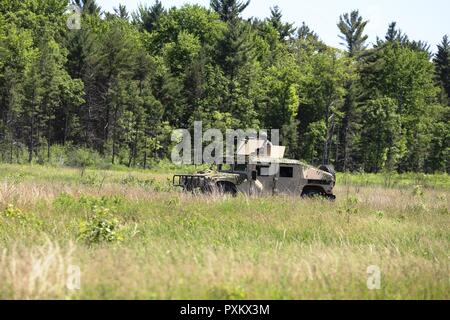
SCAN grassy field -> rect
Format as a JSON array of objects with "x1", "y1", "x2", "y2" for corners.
[{"x1": 0, "y1": 163, "x2": 448, "y2": 300}]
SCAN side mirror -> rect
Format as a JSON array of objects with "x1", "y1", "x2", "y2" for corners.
[{"x1": 251, "y1": 171, "x2": 257, "y2": 181}]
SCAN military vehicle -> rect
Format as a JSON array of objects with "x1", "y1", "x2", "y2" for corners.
[{"x1": 173, "y1": 139, "x2": 336, "y2": 199}]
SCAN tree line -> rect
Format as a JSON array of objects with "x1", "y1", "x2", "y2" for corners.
[{"x1": 0, "y1": 0, "x2": 448, "y2": 172}]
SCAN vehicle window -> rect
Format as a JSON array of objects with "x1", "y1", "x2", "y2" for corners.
[
  {"x1": 257, "y1": 166, "x2": 271, "y2": 177},
  {"x1": 234, "y1": 164, "x2": 247, "y2": 172},
  {"x1": 219, "y1": 164, "x2": 232, "y2": 172},
  {"x1": 280, "y1": 166, "x2": 294, "y2": 178}
]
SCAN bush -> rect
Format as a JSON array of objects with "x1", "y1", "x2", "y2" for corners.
[
  {"x1": 80, "y1": 173, "x2": 106, "y2": 188},
  {"x1": 413, "y1": 185, "x2": 424, "y2": 197},
  {"x1": 0, "y1": 204, "x2": 41, "y2": 226},
  {"x1": 121, "y1": 175, "x2": 155, "y2": 189},
  {"x1": 53, "y1": 192, "x2": 77, "y2": 210},
  {"x1": 208, "y1": 286, "x2": 247, "y2": 300},
  {"x1": 67, "y1": 148, "x2": 102, "y2": 169},
  {"x1": 48, "y1": 145, "x2": 68, "y2": 167},
  {"x1": 78, "y1": 206, "x2": 123, "y2": 245},
  {"x1": 338, "y1": 196, "x2": 360, "y2": 223}
]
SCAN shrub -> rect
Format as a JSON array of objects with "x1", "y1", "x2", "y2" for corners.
[
  {"x1": 48, "y1": 145, "x2": 68, "y2": 167},
  {"x1": 53, "y1": 192, "x2": 77, "y2": 209},
  {"x1": 80, "y1": 173, "x2": 106, "y2": 188},
  {"x1": 413, "y1": 185, "x2": 424, "y2": 197},
  {"x1": 120, "y1": 175, "x2": 155, "y2": 189},
  {"x1": 373, "y1": 210, "x2": 385, "y2": 219},
  {"x1": 208, "y1": 286, "x2": 247, "y2": 300},
  {"x1": 78, "y1": 195, "x2": 123, "y2": 209},
  {"x1": 67, "y1": 148, "x2": 102, "y2": 169},
  {"x1": 338, "y1": 196, "x2": 360, "y2": 223},
  {"x1": 78, "y1": 206, "x2": 123, "y2": 245},
  {"x1": 0, "y1": 204, "x2": 41, "y2": 226}
]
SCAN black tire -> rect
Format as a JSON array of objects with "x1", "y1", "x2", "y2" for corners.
[
  {"x1": 301, "y1": 189, "x2": 323, "y2": 199},
  {"x1": 216, "y1": 182, "x2": 238, "y2": 197},
  {"x1": 302, "y1": 188, "x2": 336, "y2": 201}
]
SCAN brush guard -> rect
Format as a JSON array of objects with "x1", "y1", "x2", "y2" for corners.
[{"x1": 173, "y1": 175, "x2": 213, "y2": 192}]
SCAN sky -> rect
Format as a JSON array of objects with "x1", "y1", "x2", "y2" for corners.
[{"x1": 99, "y1": 0, "x2": 449, "y2": 50}]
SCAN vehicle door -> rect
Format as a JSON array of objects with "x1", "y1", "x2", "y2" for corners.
[
  {"x1": 254, "y1": 164, "x2": 278, "y2": 195},
  {"x1": 276, "y1": 165, "x2": 300, "y2": 195}
]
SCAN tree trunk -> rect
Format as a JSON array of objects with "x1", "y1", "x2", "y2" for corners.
[
  {"x1": 338, "y1": 84, "x2": 354, "y2": 171},
  {"x1": 323, "y1": 100, "x2": 332, "y2": 165},
  {"x1": 9, "y1": 137, "x2": 13, "y2": 164},
  {"x1": 111, "y1": 105, "x2": 118, "y2": 165},
  {"x1": 28, "y1": 100, "x2": 35, "y2": 163},
  {"x1": 47, "y1": 122, "x2": 51, "y2": 161}
]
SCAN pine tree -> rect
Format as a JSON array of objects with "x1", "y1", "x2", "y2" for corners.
[
  {"x1": 434, "y1": 35, "x2": 450, "y2": 104},
  {"x1": 337, "y1": 10, "x2": 368, "y2": 57},
  {"x1": 216, "y1": 19, "x2": 254, "y2": 79},
  {"x1": 297, "y1": 22, "x2": 319, "y2": 42},
  {"x1": 384, "y1": 22, "x2": 408, "y2": 43},
  {"x1": 114, "y1": 4, "x2": 129, "y2": 20},
  {"x1": 72, "y1": 0, "x2": 101, "y2": 16},
  {"x1": 0, "y1": 23, "x2": 35, "y2": 163},
  {"x1": 360, "y1": 42, "x2": 438, "y2": 172},
  {"x1": 380, "y1": 22, "x2": 432, "y2": 57},
  {"x1": 0, "y1": 1, "x2": 447, "y2": 172},
  {"x1": 336, "y1": 10, "x2": 368, "y2": 171},
  {"x1": 268, "y1": 6, "x2": 295, "y2": 41},
  {"x1": 210, "y1": 0, "x2": 250, "y2": 22},
  {"x1": 359, "y1": 97, "x2": 405, "y2": 172},
  {"x1": 132, "y1": 1, "x2": 165, "y2": 33}
]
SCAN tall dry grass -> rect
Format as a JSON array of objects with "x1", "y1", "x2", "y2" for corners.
[
  {"x1": 0, "y1": 240, "x2": 76, "y2": 299},
  {"x1": 0, "y1": 164, "x2": 448, "y2": 299}
]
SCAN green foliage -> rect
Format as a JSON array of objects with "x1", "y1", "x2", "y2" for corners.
[
  {"x1": 0, "y1": 204, "x2": 41, "y2": 226},
  {"x1": 211, "y1": 0, "x2": 250, "y2": 22},
  {"x1": 78, "y1": 206, "x2": 123, "y2": 245},
  {"x1": 337, "y1": 10, "x2": 368, "y2": 57},
  {"x1": 359, "y1": 97, "x2": 406, "y2": 172},
  {"x1": 373, "y1": 211, "x2": 385, "y2": 219},
  {"x1": 208, "y1": 285, "x2": 247, "y2": 300},
  {"x1": 413, "y1": 185, "x2": 425, "y2": 197},
  {"x1": 54, "y1": 192, "x2": 124, "y2": 213},
  {"x1": 361, "y1": 42, "x2": 441, "y2": 172},
  {"x1": 0, "y1": 163, "x2": 448, "y2": 299},
  {"x1": 268, "y1": 6, "x2": 295, "y2": 41},
  {"x1": 132, "y1": 1, "x2": 165, "y2": 33},
  {"x1": 0, "y1": 2, "x2": 447, "y2": 174},
  {"x1": 67, "y1": 148, "x2": 102, "y2": 168},
  {"x1": 434, "y1": 35, "x2": 450, "y2": 104},
  {"x1": 121, "y1": 175, "x2": 156, "y2": 189},
  {"x1": 338, "y1": 196, "x2": 360, "y2": 217},
  {"x1": 2, "y1": 204, "x2": 27, "y2": 220}
]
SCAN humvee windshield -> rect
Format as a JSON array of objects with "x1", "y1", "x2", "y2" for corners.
[
  {"x1": 233, "y1": 164, "x2": 247, "y2": 172},
  {"x1": 218, "y1": 164, "x2": 247, "y2": 173}
]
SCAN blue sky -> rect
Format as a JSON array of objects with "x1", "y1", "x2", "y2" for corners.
[{"x1": 99, "y1": 0, "x2": 449, "y2": 50}]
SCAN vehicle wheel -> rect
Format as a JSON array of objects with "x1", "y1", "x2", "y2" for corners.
[
  {"x1": 301, "y1": 189, "x2": 323, "y2": 199},
  {"x1": 201, "y1": 182, "x2": 216, "y2": 194},
  {"x1": 216, "y1": 182, "x2": 238, "y2": 197}
]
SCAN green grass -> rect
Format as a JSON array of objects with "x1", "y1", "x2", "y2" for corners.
[
  {"x1": 338, "y1": 171, "x2": 450, "y2": 189},
  {"x1": 0, "y1": 163, "x2": 448, "y2": 299}
]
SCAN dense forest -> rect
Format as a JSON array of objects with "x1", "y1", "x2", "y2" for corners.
[{"x1": 0, "y1": 0, "x2": 448, "y2": 173}]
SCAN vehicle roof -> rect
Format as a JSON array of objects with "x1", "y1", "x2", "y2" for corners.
[
  {"x1": 222, "y1": 156, "x2": 313, "y2": 168},
  {"x1": 249, "y1": 156, "x2": 304, "y2": 166}
]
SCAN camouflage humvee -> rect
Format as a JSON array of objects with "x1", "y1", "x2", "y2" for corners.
[{"x1": 173, "y1": 139, "x2": 336, "y2": 199}]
